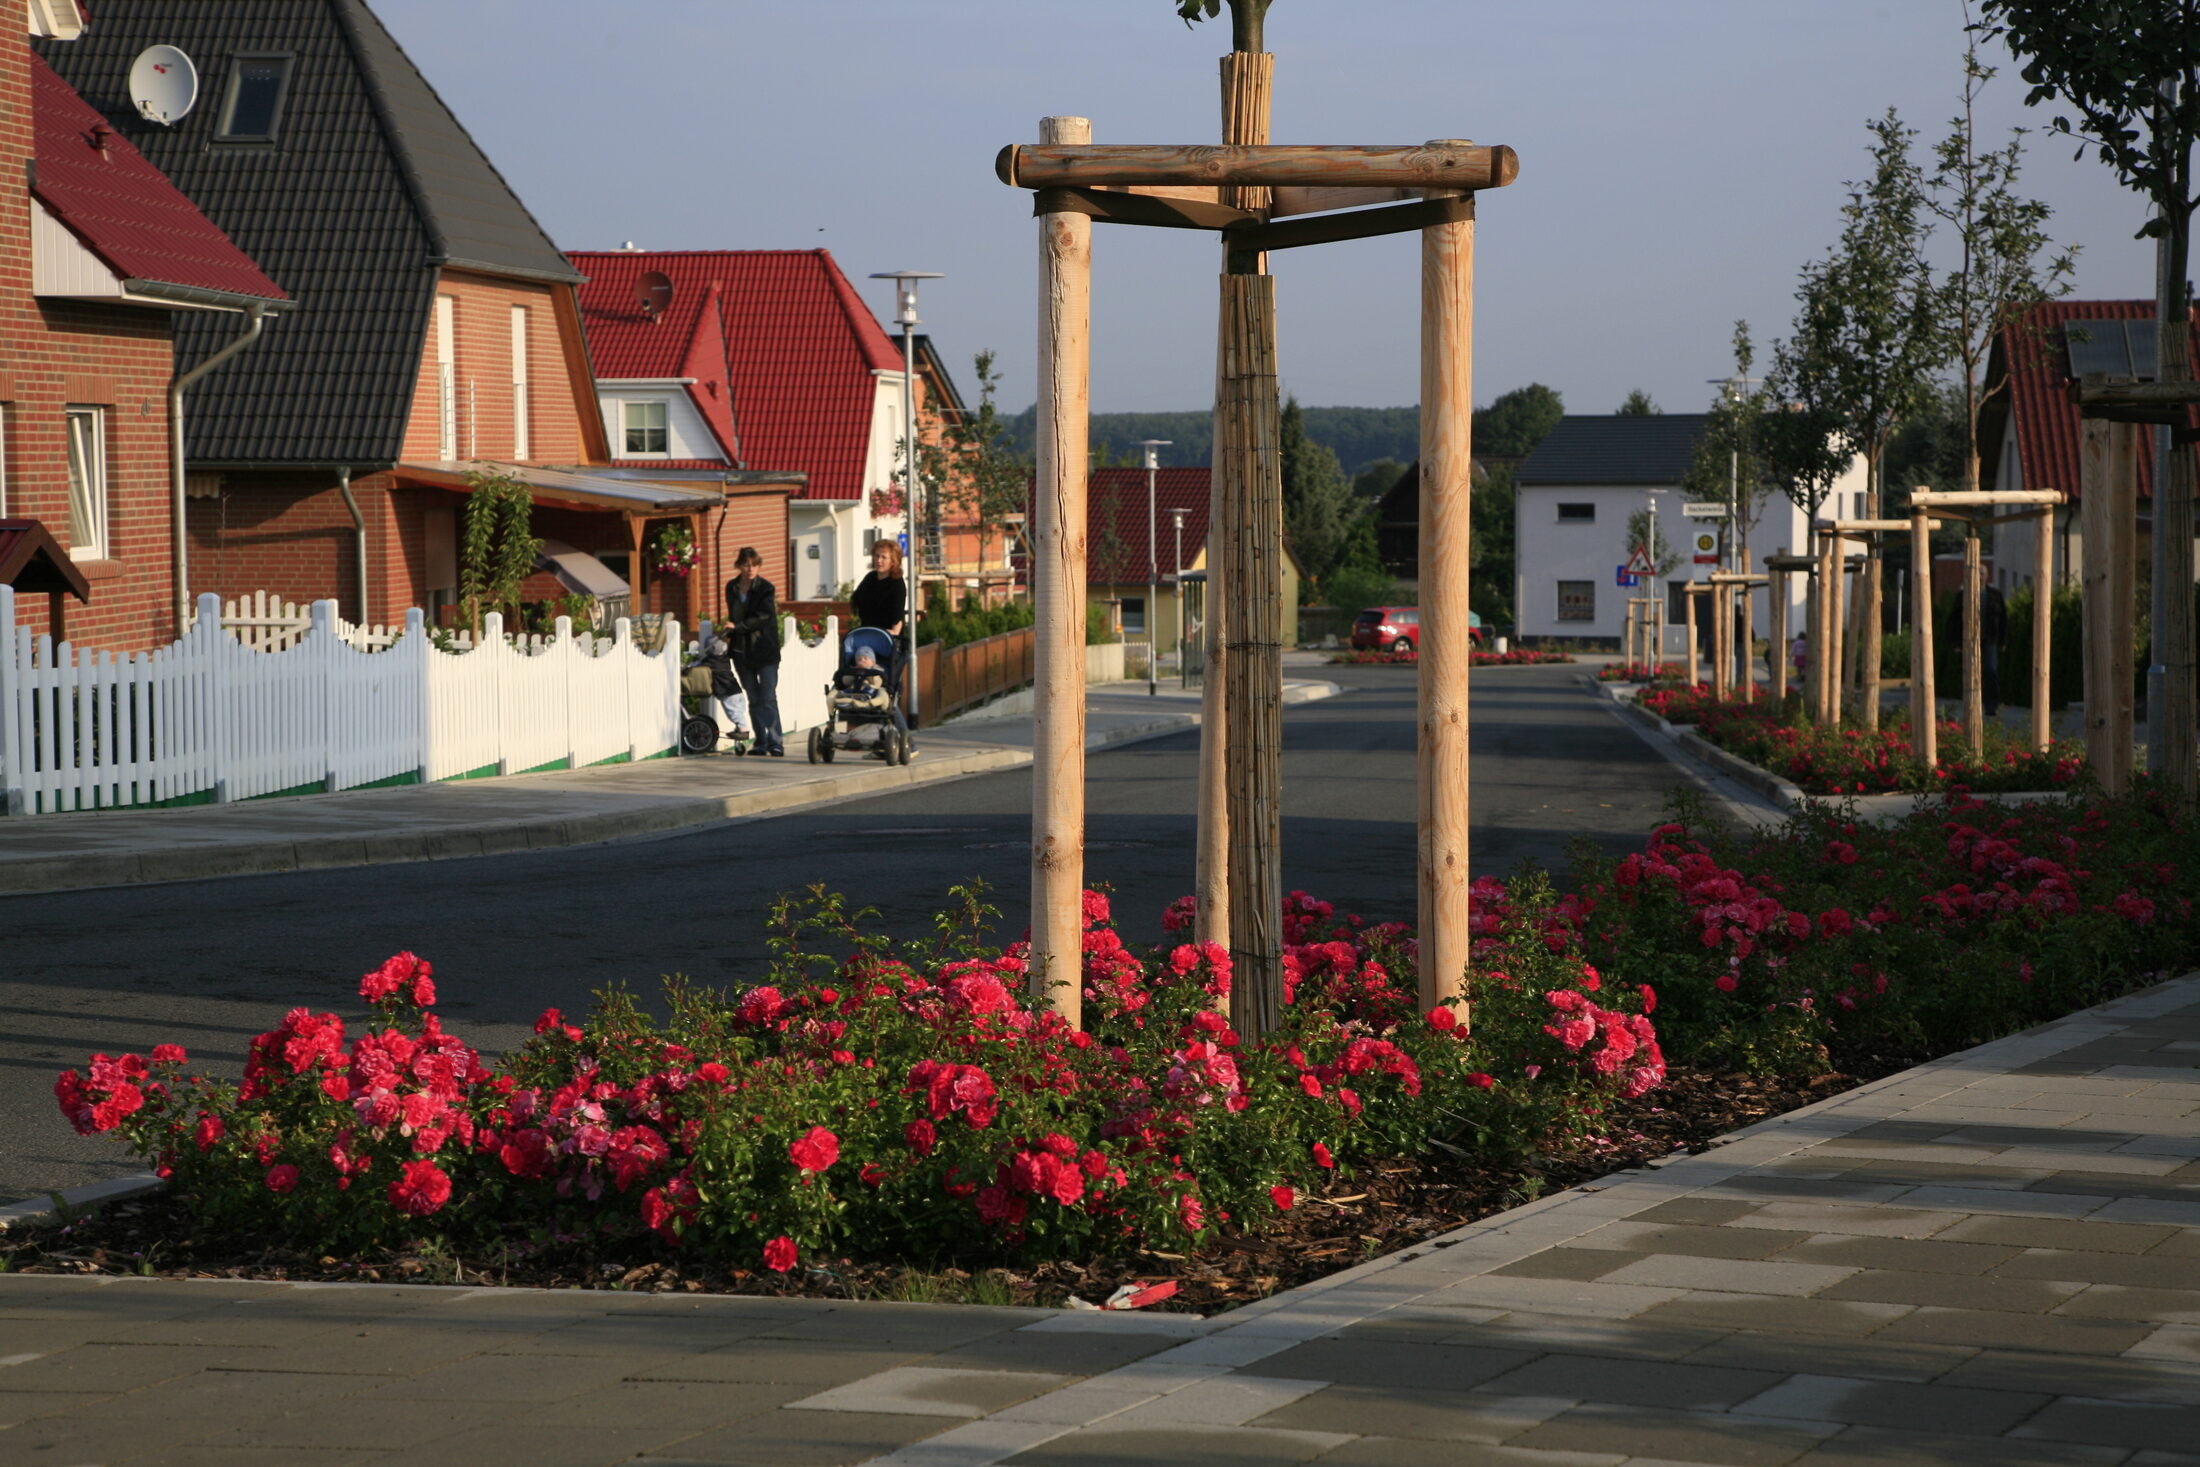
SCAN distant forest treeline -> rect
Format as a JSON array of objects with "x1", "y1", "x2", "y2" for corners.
[{"x1": 1003, "y1": 405, "x2": 1419, "y2": 477}]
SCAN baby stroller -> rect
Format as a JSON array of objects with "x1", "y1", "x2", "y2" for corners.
[
  {"x1": 806, "y1": 626, "x2": 910, "y2": 765},
  {"x1": 679, "y1": 635, "x2": 753, "y2": 757}
]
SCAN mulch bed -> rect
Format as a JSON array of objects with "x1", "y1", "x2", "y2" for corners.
[{"x1": 0, "y1": 1062, "x2": 1885, "y2": 1313}]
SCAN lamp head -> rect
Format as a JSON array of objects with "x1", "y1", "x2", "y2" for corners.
[
  {"x1": 870, "y1": 270, "x2": 943, "y2": 327},
  {"x1": 1135, "y1": 438, "x2": 1172, "y2": 470}
]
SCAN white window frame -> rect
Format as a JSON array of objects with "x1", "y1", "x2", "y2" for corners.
[
  {"x1": 621, "y1": 399, "x2": 670, "y2": 458},
  {"x1": 65, "y1": 405, "x2": 107, "y2": 560},
  {"x1": 435, "y1": 295, "x2": 457, "y2": 461},
  {"x1": 510, "y1": 305, "x2": 531, "y2": 462}
]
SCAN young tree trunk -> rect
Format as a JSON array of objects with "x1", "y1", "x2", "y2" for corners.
[
  {"x1": 1963, "y1": 532, "x2": 1984, "y2": 756},
  {"x1": 1860, "y1": 449, "x2": 1882, "y2": 730}
]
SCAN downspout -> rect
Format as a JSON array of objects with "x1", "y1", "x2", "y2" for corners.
[
  {"x1": 337, "y1": 467, "x2": 368, "y2": 625},
  {"x1": 169, "y1": 303, "x2": 268, "y2": 635}
]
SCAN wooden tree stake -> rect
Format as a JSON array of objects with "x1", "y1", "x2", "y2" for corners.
[
  {"x1": 2033, "y1": 505, "x2": 2053, "y2": 753},
  {"x1": 1770, "y1": 560, "x2": 1789, "y2": 703},
  {"x1": 1684, "y1": 586, "x2": 1700, "y2": 689},
  {"x1": 1962, "y1": 532, "x2": 1983, "y2": 757},
  {"x1": 1910, "y1": 507, "x2": 1936, "y2": 767},
  {"x1": 2081, "y1": 419, "x2": 2137, "y2": 795},
  {"x1": 1030, "y1": 114, "x2": 1093, "y2": 1023},
  {"x1": 1418, "y1": 182, "x2": 1474, "y2": 1011},
  {"x1": 1860, "y1": 553, "x2": 1882, "y2": 730}
]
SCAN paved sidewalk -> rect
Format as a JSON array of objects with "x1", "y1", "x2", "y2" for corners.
[
  {"x1": 0, "y1": 680, "x2": 1335, "y2": 897},
  {"x1": 5, "y1": 975, "x2": 2197, "y2": 1465}
]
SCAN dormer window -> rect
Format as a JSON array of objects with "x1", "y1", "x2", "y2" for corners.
[
  {"x1": 217, "y1": 56, "x2": 293, "y2": 142},
  {"x1": 622, "y1": 400, "x2": 669, "y2": 455}
]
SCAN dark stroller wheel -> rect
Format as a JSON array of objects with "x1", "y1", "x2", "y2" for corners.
[
  {"x1": 680, "y1": 714, "x2": 719, "y2": 755},
  {"x1": 819, "y1": 727, "x2": 836, "y2": 762},
  {"x1": 806, "y1": 726, "x2": 823, "y2": 764},
  {"x1": 895, "y1": 730, "x2": 912, "y2": 766}
]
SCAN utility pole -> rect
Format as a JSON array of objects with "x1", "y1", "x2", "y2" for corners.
[{"x1": 1137, "y1": 439, "x2": 1171, "y2": 695}]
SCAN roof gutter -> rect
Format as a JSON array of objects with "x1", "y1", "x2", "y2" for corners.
[
  {"x1": 169, "y1": 304, "x2": 268, "y2": 637},
  {"x1": 123, "y1": 279, "x2": 291, "y2": 314},
  {"x1": 336, "y1": 467, "x2": 369, "y2": 626}
]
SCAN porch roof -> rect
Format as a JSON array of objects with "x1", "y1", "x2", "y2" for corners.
[
  {"x1": 394, "y1": 462, "x2": 723, "y2": 515},
  {"x1": 0, "y1": 519, "x2": 92, "y2": 602}
]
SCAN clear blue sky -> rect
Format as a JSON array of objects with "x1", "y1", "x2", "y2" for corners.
[{"x1": 379, "y1": 0, "x2": 2156, "y2": 426}]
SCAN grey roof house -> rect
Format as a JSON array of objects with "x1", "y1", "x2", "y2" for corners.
[{"x1": 40, "y1": 0, "x2": 712, "y2": 628}]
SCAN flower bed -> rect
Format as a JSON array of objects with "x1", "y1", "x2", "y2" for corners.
[
  {"x1": 1634, "y1": 686, "x2": 2085, "y2": 795},
  {"x1": 36, "y1": 786, "x2": 2200, "y2": 1300},
  {"x1": 1325, "y1": 647, "x2": 1574, "y2": 666},
  {"x1": 52, "y1": 888, "x2": 1655, "y2": 1279},
  {"x1": 1598, "y1": 661, "x2": 1687, "y2": 683}
]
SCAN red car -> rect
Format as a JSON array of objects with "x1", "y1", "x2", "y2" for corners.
[{"x1": 1350, "y1": 606, "x2": 1483, "y2": 653}]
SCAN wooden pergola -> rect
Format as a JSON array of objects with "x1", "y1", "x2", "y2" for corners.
[
  {"x1": 1002, "y1": 131, "x2": 1518, "y2": 1024},
  {"x1": 1902, "y1": 492, "x2": 2062, "y2": 767}
]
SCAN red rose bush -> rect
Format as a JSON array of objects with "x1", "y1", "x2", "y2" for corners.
[{"x1": 57, "y1": 885, "x2": 1653, "y2": 1272}]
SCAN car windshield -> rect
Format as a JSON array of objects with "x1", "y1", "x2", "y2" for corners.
[{"x1": 1356, "y1": 611, "x2": 1381, "y2": 624}]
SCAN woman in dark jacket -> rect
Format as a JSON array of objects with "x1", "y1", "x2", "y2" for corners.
[
  {"x1": 722, "y1": 546, "x2": 783, "y2": 756},
  {"x1": 850, "y1": 539, "x2": 909, "y2": 731}
]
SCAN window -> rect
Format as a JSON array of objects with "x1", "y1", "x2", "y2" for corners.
[
  {"x1": 1556, "y1": 580, "x2": 1594, "y2": 622},
  {"x1": 65, "y1": 406, "x2": 106, "y2": 560},
  {"x1": 623, "y1": 401, "x2": 669, "y2": 455},
  {"x1": 509, "y1": 306, "x2": 531, "y2": 461},
  {"x1": 1557, "y1": 503, "x2": 1596, "y2": 523},
  {"x1": 435, "y1": 295, "x2": 456, "y2": 460},
  {"x1": 1667, "y1": 580, "x2": 1690, "y2": 625},
  {"x1": 1121, "y1": 597, "x2": 1146, "y2": 635},
  {"x1": 216, "y1": 56, "x2": 292, "y2": 141}
]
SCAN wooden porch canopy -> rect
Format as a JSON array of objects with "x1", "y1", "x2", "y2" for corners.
[
  {"x1": 0, "y1": 518, "x2": 91, "y2": 642},
  {"x1": 396, "y1": 462, "x2": 724, "y2": 631}
]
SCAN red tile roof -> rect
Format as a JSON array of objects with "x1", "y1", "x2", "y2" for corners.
[
  {"x1": 1086, "y1": 467, "x2": 1212, "y2": 584},
  {"x1": 569, "y1": 249, "x2": 902, "y2": 501},
  {"x1": 1992, "y1": 298, "x2": 2198, "y2": 505},
  {"x1": 29, "y1": 54, "x2": 287, "y2": 306}
]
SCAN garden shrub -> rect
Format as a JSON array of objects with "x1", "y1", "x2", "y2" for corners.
[{"x1": 56, "y1": 885, "x2": 1654, "y2": 1274}]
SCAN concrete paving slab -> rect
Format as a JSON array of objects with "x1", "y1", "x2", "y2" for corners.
[{"x1": 789, "y1": 1366, "x2": 1078, "y2": 1420}]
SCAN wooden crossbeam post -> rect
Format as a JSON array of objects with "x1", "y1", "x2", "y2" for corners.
[
  {"x1": 1712, "y1": 582, "x2": 1731, "y2": 701},
  {"x1": 1770, "y1": 559, "x2": 1789, "y2": 703},
  {"x1": 1684, "y1": 585, "x2": 1700, "y2": 688},
  {"x1": 1911, "y1": 506, "x2": 1936, "y2": 767},
  {"x1": 1742, "y1": 578, "x2": 1756, "y2": 700},
  {"x1": 1963, "y1": 531, "x2": 1984, "y2": 757},
  {"x1": 1861, "y1": 543, "x2": 1882, "y2": 731},
  {"x1": 1418, "y1": 175, "x2": 1474, "y2": 1011},
  {"x1": 2033, "y1": 504, "x2": 2053, "y2": 753},
  {"x1": 1030, "y1": 114, "x2": 1093, "y2": 1022},
  {"x1": 2080, "y1": 420, "x2": 2138, "y2": 795}
]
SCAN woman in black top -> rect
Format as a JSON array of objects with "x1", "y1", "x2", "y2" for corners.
[
  {"x1": 721, "y1": 546, "x2": 784, "y2": 756},
  {"x1": 850, "y1": 540, "x2": 908, "y2": 730}
]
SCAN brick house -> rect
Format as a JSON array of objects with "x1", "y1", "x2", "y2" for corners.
[
  {"x1": 5, "y1": 0, "x2": 288, "y2": 650},
  {"x1": 570, "y1": 249, "x2": 962, "y2": 607},
  {"x1": 40, "y1": 0, "x2": 727, "y2": 635},
  {"x1": 565, "y1": 251, "x2": 805, "y2": 608}
]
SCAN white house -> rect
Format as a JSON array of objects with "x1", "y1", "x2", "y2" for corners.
[{"x1": 1514, "y1": 414, "x2": 1862, "y2": 655}]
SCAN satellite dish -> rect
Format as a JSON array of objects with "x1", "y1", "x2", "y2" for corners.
[
  {"x1": 128, "y1": 45, "x2": 199, "y2": 126},
  {"x1": 635, "y1": 271, "x2": 674, "y2": 320}
]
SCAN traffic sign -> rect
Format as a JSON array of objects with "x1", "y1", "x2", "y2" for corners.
[
  {"x1": 1615, "y1": 565, "x2": 1640, "y2": 587},
  {"x1": 1683, "y1": 501, "x2": 1731, "y2": 519},
  {"x1": 1692, "y1": 530, "x2": 1719, "y2": 565},
  {"x1": 1623, "y1": 545, "x2": 1656, "y2": 578}
]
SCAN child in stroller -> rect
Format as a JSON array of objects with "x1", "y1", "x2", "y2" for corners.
[
  {"x1": 807, "y1": 626, "x2": 911, "y2": 765},
  {"x1": 679, "y1": 633, "x2": 753, "y2": 756}
]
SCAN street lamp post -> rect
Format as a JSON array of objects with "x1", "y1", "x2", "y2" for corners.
[
  {"x1": 871, "y1": 270, "x2": 942, "y2": 745},
  {"x1": 1135, "y1": 439, "x2": 1171, "y2": 695},
  {"x1": 1171, "y1": 507, "x2": 1188, "y2": 689}
]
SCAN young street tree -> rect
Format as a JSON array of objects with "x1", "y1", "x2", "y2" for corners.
[
  {"x1": 1926, "y1": 16, "x2": 2078, "y2": 497},
  {"x1": 1977, "y1": 0, "x2": 2200, "y2": 803},
  {"x1": 1780, "y1": 111, "x2": 1945, "y2": 727},
  {"x1": 921, "y1": 350, "x2": 1031, "y2": 606}
]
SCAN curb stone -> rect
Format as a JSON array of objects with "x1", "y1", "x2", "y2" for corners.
[{"x1": 0, "y1": 1171, "x2": 162, "y2": 1232}]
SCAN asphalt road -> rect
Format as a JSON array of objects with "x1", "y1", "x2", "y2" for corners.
[{"x1": 2, "y1": 663, "x2": 1694, "y2": 1203}]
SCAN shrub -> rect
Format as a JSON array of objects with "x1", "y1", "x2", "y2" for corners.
[{"x1": 57, "y1": 886, "x2": 1657, "y2": 1273}]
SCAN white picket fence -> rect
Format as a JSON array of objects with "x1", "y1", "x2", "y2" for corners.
[
  {"x1": 185, "y1": 592, "x2": 638, "y2": 656},
  {"x1": 0, "y1": 588, "x2": 682, "y2": 815}
]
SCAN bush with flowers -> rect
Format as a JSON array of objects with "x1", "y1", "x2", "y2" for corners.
[
  {"x1": 1634, "y1": 686, "x2": 2086, "y2": 795},
  {"x1": 1541, "y1": 784, "x2": 2196, "y2": 1075},
  {"x1": 56, "y1": 882, "x2": 1660, "y2": 1277},
  {"x1": 1326, "y1": 647, "x2": 1573, "y2": 667},
  {"x1": 1599, "y1": 661, "x2": 1687, "y2": 683}
]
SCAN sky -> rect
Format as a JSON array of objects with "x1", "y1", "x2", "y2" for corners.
[{"x1": 376, "y1": 0, "x2": 2160, "y2": 433}]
